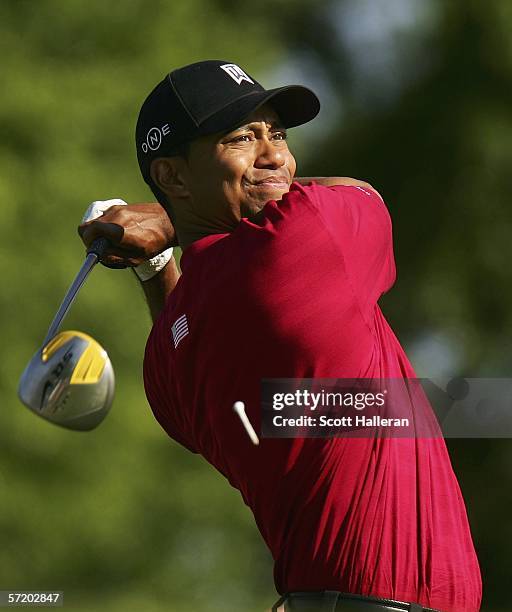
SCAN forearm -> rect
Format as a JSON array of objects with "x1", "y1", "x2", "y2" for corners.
[{"x1": 135, "y1": 256, "x2": 181, "y2": 322}]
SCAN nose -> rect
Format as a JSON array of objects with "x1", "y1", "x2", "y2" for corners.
[{"x1": 254, "y1": 137, "x2": 286, "y2": 169}]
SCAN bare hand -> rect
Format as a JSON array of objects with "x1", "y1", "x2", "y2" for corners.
[{"x1": 78, "y1": 203, "x2": 177, "y2": 268}]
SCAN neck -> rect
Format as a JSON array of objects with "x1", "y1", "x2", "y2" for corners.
[{"x1": 175, "y1": 209, "x2": 240, "y2": 250}]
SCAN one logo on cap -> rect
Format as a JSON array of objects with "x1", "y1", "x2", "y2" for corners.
[
  {"x1": 141, "y1": 124, "x2": 171, "y2": 154},
  {"x1": 220, "y1": 64, "x2": 254, "y2": 85}
]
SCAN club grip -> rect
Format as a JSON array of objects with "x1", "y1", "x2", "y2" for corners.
[{"x1": 87, "y1": 237, "x2": 110, "y2": 258}]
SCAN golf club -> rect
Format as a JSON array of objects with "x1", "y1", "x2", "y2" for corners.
[{"x1": 18, "y1": 237, "x2": 115, "y2": 431}]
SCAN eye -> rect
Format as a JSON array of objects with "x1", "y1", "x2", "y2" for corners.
[
  {"x1": 272, "y1": 131, "x2": 287, "y2": 141},
  {"x1": 231, "y1": 133, "x2": 253, "y2": 143}
]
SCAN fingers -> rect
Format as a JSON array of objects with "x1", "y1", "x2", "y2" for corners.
[
  {"x1": 77, "y1": 220, "x2": 135, "y2": 268},
  {"x1": 78, "y1": 220, "x2": 124, "y2": 248}
]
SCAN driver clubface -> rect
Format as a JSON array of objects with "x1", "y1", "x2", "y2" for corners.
[{"x1": 18, "y1": 331, "x2": 115, "y2": 431}]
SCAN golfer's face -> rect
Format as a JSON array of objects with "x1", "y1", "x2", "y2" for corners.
[{"x1": 186, "y1": 104, "x2": 297, "y2": 221}]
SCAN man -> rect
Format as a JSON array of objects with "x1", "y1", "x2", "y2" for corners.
[{"x1": 79, "y1": 61, "x2": 482, "y2": 611}]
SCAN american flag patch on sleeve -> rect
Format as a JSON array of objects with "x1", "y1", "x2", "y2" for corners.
[{"x1": 171, "y1": 314, "x2": 189, "y2": 348}]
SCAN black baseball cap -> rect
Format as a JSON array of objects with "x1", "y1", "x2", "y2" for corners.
[{"x1": 136, "y1": 60, "x2": 320, "y2": 185}]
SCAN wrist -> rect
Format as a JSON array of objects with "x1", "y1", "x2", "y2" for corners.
[{"x1": 134, "y1": 247, "x2": 174, "y2": 282}]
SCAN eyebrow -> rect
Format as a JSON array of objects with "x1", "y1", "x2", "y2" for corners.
[{"x1": 223, "y1": 120, "x2": 286, "y2": 135}]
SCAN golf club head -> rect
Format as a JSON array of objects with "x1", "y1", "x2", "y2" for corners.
[{"x1": 18, "y1": 331, "x2": 115, "y2": 431}]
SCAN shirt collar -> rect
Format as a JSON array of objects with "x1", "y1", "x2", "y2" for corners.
[{"x1": 180, "y1": 233, "x2": 229, "y2": 272}]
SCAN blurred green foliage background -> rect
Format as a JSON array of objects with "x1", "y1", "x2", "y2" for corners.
[{"x1": 1, "y1": 1, "x2": 510, "y2": 610}]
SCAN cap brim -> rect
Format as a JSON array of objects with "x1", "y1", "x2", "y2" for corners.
[{"x1": 199, "y1": 85, "x2": 320, "y2": 136}]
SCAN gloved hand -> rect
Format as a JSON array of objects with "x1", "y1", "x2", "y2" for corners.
[{"x1": 79, "y1": 199, "x2": 176, "y2": 280}]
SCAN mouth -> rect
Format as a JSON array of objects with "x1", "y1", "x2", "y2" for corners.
[{"x1": 243, "y1": 176, "x2": 291, "y2": 191}]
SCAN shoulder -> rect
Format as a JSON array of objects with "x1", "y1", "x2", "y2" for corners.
[
  {"x1": 282, "y1": 181, "x2": 392, "y2": 245},
  {"x1": 236, "y1": 180, "x2": 392, "y2": 256},
  {"x1": 283, "y1": 180, "x2": 388, "y2": 220},
  {"x1": 291, "y1": 177, "x2": 383, "y2": 199}
]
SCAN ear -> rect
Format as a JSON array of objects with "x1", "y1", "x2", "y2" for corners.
[{"x1": 150, "y1": 157, "x2": 190, "y2": 199}]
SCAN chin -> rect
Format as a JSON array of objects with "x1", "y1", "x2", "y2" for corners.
[
  {"x1": 241, "y1": 201, "x2": 267, "y2": 218},
  {"x1": 256, "y1": 186, "x2": 290, "y2": 202},
  {"x1": 241, "y1": 187, "x2": 291, "y2": 218}
]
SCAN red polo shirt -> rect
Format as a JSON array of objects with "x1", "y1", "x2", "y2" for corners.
[{"x1": 143, "y1": 183, "x2": 482, "y2": 611}]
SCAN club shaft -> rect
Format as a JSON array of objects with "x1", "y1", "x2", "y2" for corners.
[{"x1": 43, "y1": 252, "x2": 99, "y2": 345}]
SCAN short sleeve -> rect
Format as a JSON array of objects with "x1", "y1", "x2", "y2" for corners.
[{"x1": 303, "y1": 183, "x2": 396, "y2": 321}]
